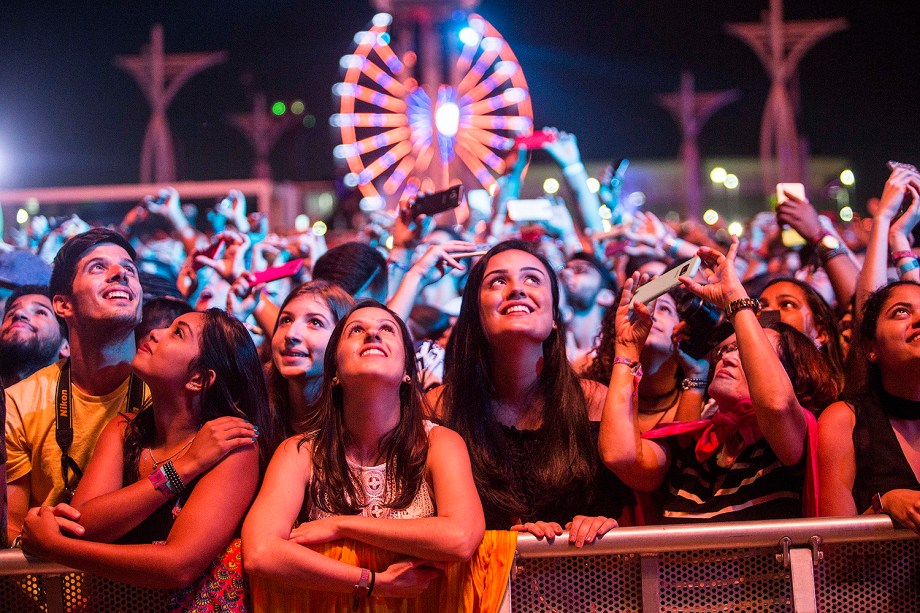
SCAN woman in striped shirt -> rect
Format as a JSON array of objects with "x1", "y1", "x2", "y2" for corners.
[{"x1": 600, "y1": 239, "x2": 838, "y2": 523}]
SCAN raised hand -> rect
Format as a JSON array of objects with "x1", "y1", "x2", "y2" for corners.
[
  {"x1": 878, "y1": 168, "x2": 920, "y2": 223},
  {"x1": 776, "y1": 191, "x2": 822, "y2": 243},
  {"x1": 678, "y1": 238, "x2": 747, "y2": 310},
  {"x1": 613, "y1": 272, "x2": 653, "y2": 362}
]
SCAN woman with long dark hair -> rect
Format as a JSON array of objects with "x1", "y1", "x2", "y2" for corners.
[
  {"x1": 21, "y1": 308, "x2": 275, "y2": 609},
  {"x1": 431, "y1": 239, "x2": 633, "y2": 545},
  {"x1": 243, "y1": 301, "x2": 484, "y2": 601},
  {"x1": 819, "y1": 281, "x2": 920, "y2": 529},
  {"x1": 266, "y1": 280, "x2": 354, "y2": 437}
]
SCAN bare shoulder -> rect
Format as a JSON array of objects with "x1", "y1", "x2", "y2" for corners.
[
  {"x1": 818, "y1": 400, "x2": 856, "y2": 430},
  {"x1": 426, "y1": 423, "x2": 464, "y2": 450},
  {"x1": 579, "y1": 378, "x2": 608, "y2": 421}
]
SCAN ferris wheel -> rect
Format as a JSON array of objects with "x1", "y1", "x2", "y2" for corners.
[{"x1": 331, "y1": 12, "x2": 534, "y2": 211}]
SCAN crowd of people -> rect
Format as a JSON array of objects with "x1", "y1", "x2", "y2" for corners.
[{"x1": 2, "y1": 132, "x2": 920, "y2": 611}]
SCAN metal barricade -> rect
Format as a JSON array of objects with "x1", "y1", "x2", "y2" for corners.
[{"x1": 2, "y1": 516, "x2": 917, "y2": 612}]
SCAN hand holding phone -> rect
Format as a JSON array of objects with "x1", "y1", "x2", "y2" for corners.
[
  {"x1": 631, "y1": 256, "x2": 701, "y2": 307},
  {"x1": 192, "y1": 240, "x2": 225, "y2": 270},
  {"x1": 776, "y1": 183, "x2": 808, "y2": 247}
]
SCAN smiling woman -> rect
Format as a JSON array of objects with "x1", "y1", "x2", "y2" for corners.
[
  {"x1": 431, "y1": 240, "x2": 634, "y2": 546},
  {"x1": 819, "y1": 281, "x2": 920, "y2": 531},
  {"x1": 242, "y1": 301, "x2": 484, "y2": 604}
]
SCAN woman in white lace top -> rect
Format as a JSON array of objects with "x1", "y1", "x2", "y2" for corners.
[{"x1": 242, "y1": 301, "x2": 484, "y2": 600}]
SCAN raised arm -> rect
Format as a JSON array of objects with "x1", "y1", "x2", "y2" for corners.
[
  {"x1": 680, "y1": 238, "x2": 807, "y2": 466},
  {"x1": 598, "y1": 273, "x2": 671, "y2": 491}
]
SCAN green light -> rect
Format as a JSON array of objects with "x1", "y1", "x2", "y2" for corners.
[
  {"x1": 271, "y1": 101, "x2": 286, "y2": 116},
  {"x1": 303, "y1": 115, "x2": 316, "y2": 128},
  {"x1": 840, "y1": 169, "x2": 855, "y2": 186},
  {"x1": 290, "y1": 100, "x2": 305, "y2": 115},
  {"x1": 840, "y1": 206, "x2": 854, "y2": 222}
]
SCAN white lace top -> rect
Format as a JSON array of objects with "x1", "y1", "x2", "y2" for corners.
[{"x1": 309, "y1": 420, "x2": 438, "y2": 520}]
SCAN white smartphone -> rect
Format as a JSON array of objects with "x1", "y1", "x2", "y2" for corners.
[
  {"x1": 507, "y1": 198, "x2": 553, "y2": 222},
  {"x1": 631, "y1": 256, "x2": 701, "y2": 306},
  {"x1": 776, "y1": 183, "x2": 807, "y2": 247}
]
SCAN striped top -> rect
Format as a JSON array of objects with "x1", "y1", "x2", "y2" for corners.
[{"x1": 659, "y1": 437, "x2": 804, "y2": 523}]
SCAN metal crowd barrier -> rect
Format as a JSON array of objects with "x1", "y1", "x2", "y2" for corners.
[{"x1": 2, "y1": 516, "x2": 917, "y2": 612}]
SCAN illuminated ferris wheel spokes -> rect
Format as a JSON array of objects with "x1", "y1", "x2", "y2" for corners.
[{"x1": 332, "y1": 12, "x2": 533, "y2": 210}]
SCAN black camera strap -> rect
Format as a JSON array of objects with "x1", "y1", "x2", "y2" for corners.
[{"x1": 55, "y1": 359, "x2": 145, "y2": 500}]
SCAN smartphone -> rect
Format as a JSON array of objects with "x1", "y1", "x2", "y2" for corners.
[
  {"x1": 507, "y1": 198, "x2": 553, "y2": 222},
  {"x1": 776, "y1": 183, "x2": 807, "y2": 247},
  {"x1": 409, "y1": 185, "x2": 463, "y2": 218},
  {"x1": 192, "y1": 240, "x2": 225, "y2": 270},
  {"x1": 631, "y1": 256, "x2": 701, "y2": 306},
  {"x1": 514, "y1": 129, "x2": 557, "y2": 149},
  {"x1": 466, "y1": 189, "x2": 492, "y2": 216},
  {"x1": 251, "y1": 259, "x2": 304, "y2": 285}
]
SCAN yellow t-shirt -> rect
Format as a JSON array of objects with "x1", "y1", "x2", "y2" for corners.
[{"x1": 5, "y1": 360, "x2": 149, "y2": 507}]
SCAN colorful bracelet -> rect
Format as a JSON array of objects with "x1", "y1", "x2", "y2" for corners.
[
  {"x1": 898, "y1": 257, "x2": 920, "y2": 277},
  {"x1": 148, "y1": 467, "x2": 176, "y2": 499},
  {"x1": 666, "y1": 237, "x2": 683, "y2": 259},
  {"x1": 681, "y1": 378, "x2": 708, "y2": 391},
  {"x1": 161, "y1": 461, "x2": 186, "y2": 495},
  {"x1": 890, "y1": 250, "x2": 915, "y2": 263}
]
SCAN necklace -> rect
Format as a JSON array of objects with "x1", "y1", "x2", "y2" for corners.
[{"x1": 147, "y1": 437, "x2": 194, "y2": 469}]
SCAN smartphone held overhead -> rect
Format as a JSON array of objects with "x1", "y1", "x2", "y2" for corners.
[
  {"x1": 251, "y1": 259, "x2": 304, "y2": 285},
  {"x1": 409, "y1": 185, "x2": 463, "y2": 218},
  {"x1": 631, "y1": 256, "x2": 701, "y2": 307},
  {"x1": 776, "y1": 183, "x2": 807, "y2": 247}
]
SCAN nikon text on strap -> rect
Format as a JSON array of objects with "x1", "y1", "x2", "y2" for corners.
[{"x1": 55, "y1": 359, "x2": 145, "y2": 502}]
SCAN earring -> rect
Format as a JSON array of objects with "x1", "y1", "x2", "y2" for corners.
[
  {"x1": 403, "y1": 374, "x2": 411, "y2": 383},
  {"x1": 331, "y1": 375, "x2": 340, "y2": 386},
  {"x1": 868, "y1": 353, "x2": 876, "y2": 362}
]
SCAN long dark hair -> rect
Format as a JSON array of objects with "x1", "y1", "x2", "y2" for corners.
[
  {"x1": 759, "y1": 277, "x2": 845, "y2": 387},
  {"x1": 123, "y1": 308, "x2": 276, "y2": 481},
  {"x1": 764, "y1": 321, "x2": 840, "y2": 413},
  {"x1": 266, "y1": 280, "x2": 354, "y2": 437},
  {"x1": 844, "y1": 281, "x2": 920, "y2": 402},
  {"x1": 440, "y1": 239, "x2": 598, "y2": 520},
  {"x1": 303, "y1": 301, "x2": 428, "y2": 515}
]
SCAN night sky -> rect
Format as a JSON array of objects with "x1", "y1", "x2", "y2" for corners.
[{"x1": 1, "y1": 0, "x2": 918, "y2": 208}]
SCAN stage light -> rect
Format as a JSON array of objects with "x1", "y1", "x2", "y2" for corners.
[
  {"x1": 344, "y1": 173, "x2": 359, "y2": 187},
  {"x1": 724, "y1": 174, "x2": 739, "y2": 189},
  {"x1": 543, "y1": 178, "x2": 560, "y2": 194},
  {"x1": 271, "y1": 101, "x2": 286, "y2": 116},
  {"x1": 16, "y1": 208, "x2": 29, "y2": 224},
  {"x1": 586, "y1": 177, "x2": 600, "y2": 193},
  {"x1": 359, "y1": 196, "x2": 384, "y2": 211},
  {"x1": 703, "y1": 209, "x2": 719, "y2": 225},
  {"x1": 294, "y1": 214, "x2": 310, "y2": 232},
  {"x1": 840, "y1": 206, "x2": 854, "y2": 222},
  {"x1": 598, "y1": 205, "x2": 612, "y2": 219},
  {"x1": 459, "y1": 27, "x2": 480, "y2": 47},
  {"x1": 710, "y1": 167, "x2": 727, "y2": 184},
  {"x1": 25, "y1": 197, "x2": 40, "y2": 214},
  {"x1": 840, "y1": 169, "x2": 855, "y2": 186},
  {"x1": 372, "y1": 13, "x2": 392, "y2": 27},
  {"x1": 291, "y1": 100, "x2": 305, "y2": 115},
  {"x1": 434, "y1": 102, "x2": 460, "y2": 137},
  {"x1": 303, "y1": 115, "x2": 316, "y2": 128},
  {"x1": 312, "y1": 221, "x2": 327, "y2": 236},
  {"x1": 728, "y1": 221, "x2": 744, "y2": 236},
  {"x1": 317, "y1": 192, "x2": 334, "y2": 211}
]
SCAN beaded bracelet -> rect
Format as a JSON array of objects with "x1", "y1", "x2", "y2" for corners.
[
  {"x1": 898, "y1": 257, "x2": 920, "y2": 277},
  {"x1": 161, "y1": 461, "x2": 186, "y2": 495},
  {"x1": 891, "y1": 250, "x2": 915, "y2": 263},
  {"x1": 148, "y1": 467, "x2": 176, "y2": 499}
]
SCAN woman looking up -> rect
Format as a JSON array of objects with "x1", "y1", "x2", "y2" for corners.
[
  {"x1": 431, "y1": 240, "x2": 633, "y2": 545},
  {"x1": 243, "y1": 302, "x2": 484, "y2": 602},
  {"x1": 21, "y1": 309, "x2": 274, "y2": 609}
]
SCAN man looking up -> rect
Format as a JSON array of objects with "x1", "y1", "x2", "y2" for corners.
[
  {"x1": 5, "y1": 228, "x2": 147, "y2": 544},
  {"x1": 0, "y1": 286, "x2": 69, "y2": 388},
  {"x1": 561, "y1": 252, "x2": 617, "y2": 366}
]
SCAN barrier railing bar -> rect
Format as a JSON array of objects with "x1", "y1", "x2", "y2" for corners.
[
  {"x1": 514, "y1": 515, "x2": 914, "y2": 558},
  {"x1": 0, "y1": 549, "x2": 74, "y2": 576}
]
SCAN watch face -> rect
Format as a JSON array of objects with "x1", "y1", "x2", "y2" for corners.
[{"x1": 820, "y1": 234, "x2": 841, "y2": 250}]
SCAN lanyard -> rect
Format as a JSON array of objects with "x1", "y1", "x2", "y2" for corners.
[{"x1": 54, "y1": 359, "x2": 145, "y2": 501}]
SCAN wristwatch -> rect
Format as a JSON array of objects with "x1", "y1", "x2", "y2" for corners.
[
  {"x1": 681, "y1": 378, "x2": 708, "y2": 391},
  {"x1": 814, "y1": 230, "x2": 846, "y2": 265},
  {"x1": 725, "y1": 297, "x2": 761, "y2": 319}
]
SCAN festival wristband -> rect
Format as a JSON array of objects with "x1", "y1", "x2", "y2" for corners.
[
  {"x1": 898, "y1": 257, "x2": 920, "y2": 277},
  {"x1": 148, "y1": 467, "x2": 176, "y2": 499}
]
